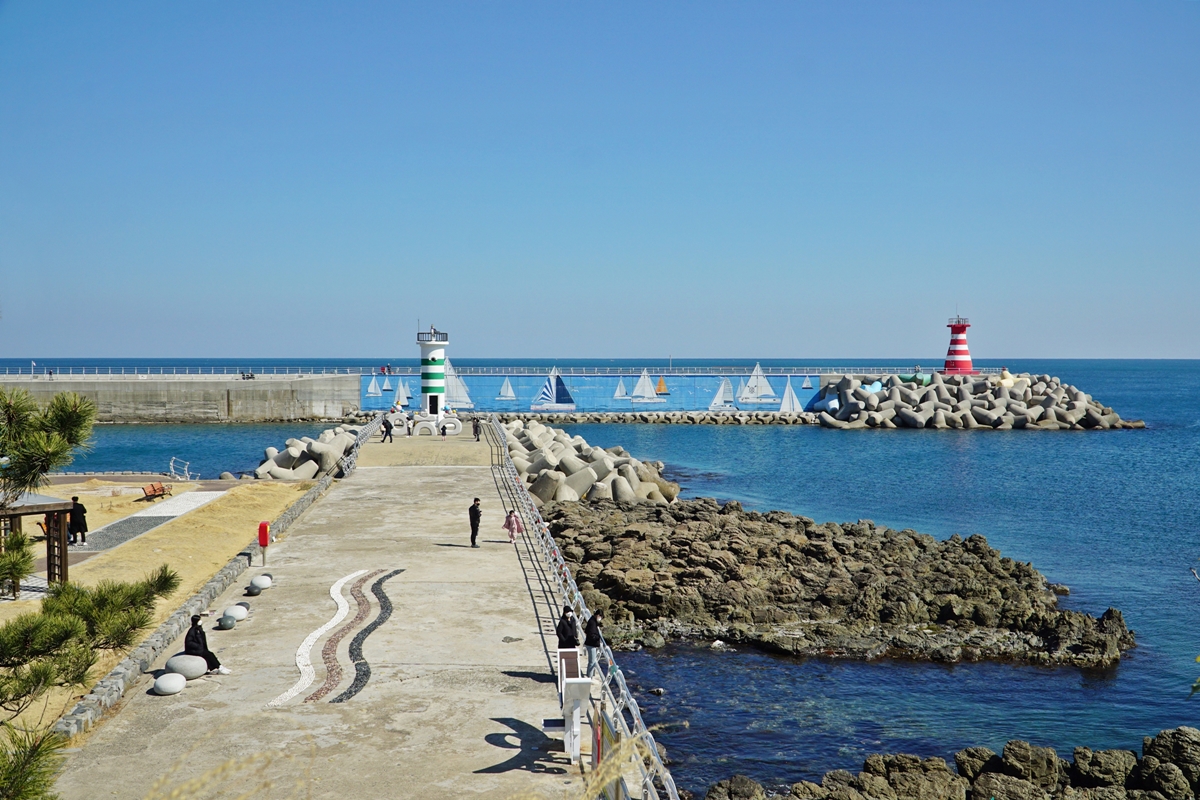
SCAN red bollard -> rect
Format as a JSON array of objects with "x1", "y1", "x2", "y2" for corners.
[{"x1": 258, "y1": 521, "x2": 270, "y2": 565}]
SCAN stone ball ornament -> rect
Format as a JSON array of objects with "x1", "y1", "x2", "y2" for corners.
[
  {"x1": 165, "y1": 654, "x2": 208, "y2": 680},
  {"x1": 154, "y1": 672, "x2": 187, "y2": 695}
]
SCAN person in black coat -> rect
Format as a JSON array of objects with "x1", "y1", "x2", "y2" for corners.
[
  {"x1": 555, "y1": 606, "x2": 579, "y2": 650},
  {"x1": 381, "y1": 416, "x2": 394, "y2": 443},
  {"x1": 184, "y1": 615, "x2": 230, "y2": 675},
  {"x1": 68, "y1": 497, "x2": 88, "y2": 545},
  {"x1": 583, "y1": 609, "x2": 604, "y2": 676},
  {"x1": 468, "y1": 498, "x2": 482, "y2": 548}
]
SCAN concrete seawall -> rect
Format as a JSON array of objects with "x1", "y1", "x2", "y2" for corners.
[{"x1": 0, "y1": 375, "x2": 361, "y2": 423}]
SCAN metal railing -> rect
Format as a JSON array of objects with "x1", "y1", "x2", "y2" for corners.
[
  {"x1": 484, "y1": 414, "x2": 680, "y2": 800},
  {"x1": 167, "y1": 457, "x2": 197, "y2": 481},
  {"x1": 330, "y1": 414, "x2": 384, "y2": 477}
]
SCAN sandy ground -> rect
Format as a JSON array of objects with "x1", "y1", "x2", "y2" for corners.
[
  {"x1": 2, "y1": 482, "x2": 312, "y2": 730},
  {"x1": 53, "y1": 462, "x2": 580, "y2": 800},
  {"x1": 356, "y1": 429, "x2": 492, "y2": 466},
  {"x1": 34, "y1": 478, "x2": 200, "y2": 531}
]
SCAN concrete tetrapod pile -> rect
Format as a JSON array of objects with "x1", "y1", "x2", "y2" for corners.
[
  {"x1": 813, "y1": 369, "x2": 1142, "y2": 430},
  {"x1": 243, "y1": 424, "x2": 364, "y2": 480},
  {"x1": 501, "y1": 418, "x2": 681, "y2": 507}
]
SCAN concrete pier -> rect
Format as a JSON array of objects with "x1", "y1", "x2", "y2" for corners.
[
  {"x1": 53, "y1": 445, "x2": 579, "y2": 798},
  {"x1": 0, "y1": 374, "x2": 360, "y2": 422}
]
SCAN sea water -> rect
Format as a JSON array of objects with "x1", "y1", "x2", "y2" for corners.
[
  {"x1": 559, "y1": 360, "x2": 1200, "y2": 795},
  {"x1": 42, "y1": 359, "x2": 1200, "y2": 794}
]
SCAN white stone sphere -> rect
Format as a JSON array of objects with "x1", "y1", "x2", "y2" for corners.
[
  {"x1": 154, "y1": 672, "x2": 187, "y2": 695},
  {"x1": 250, "y1": 575, "x2": 273, "y2": 590},
  {"x1": 223, "y1": 605, "x2": 248, "y2": 621},
  {"x1": 165, "y1": 654, "x2": 208, "y2": 680}
]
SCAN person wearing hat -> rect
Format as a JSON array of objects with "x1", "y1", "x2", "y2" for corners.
[
  {"x1": 185, "y1": 615, "x2": 231, "y2": 675},
  {"x1": 68, "y1": 496, "x2": 88, "y2": 546}
]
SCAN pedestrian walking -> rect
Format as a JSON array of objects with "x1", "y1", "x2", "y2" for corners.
[
  {"x1": 406, "y1": 416, "x2": 413, "y2": 437},
  {"x1": 68, "y1": 496, "x2": 88, "y2": 545},
  {"x1": 472, "y1": 418, "x2": 481, "y2": 442},
  {"x1": 185, "y1": 615, "x2": 231, "y2": 675},
  {"x1": 440, "y1": 424, "x2": 447, "y2": 441},
  {"x1": 468, "y1": 497, "x2": 482, "y2": 548},
  {"x1": 584, "y1": 609, "x2": 604, "y2": 676},
  {"x1": 502, "y1": 509, "x2": 524, "y2": 544},
  {"x1": 555, "y1": 605, "x2": 580, "y2": 650},
  {"x1": 381, "y1": 416, "x2": 394, "y2": 443}
]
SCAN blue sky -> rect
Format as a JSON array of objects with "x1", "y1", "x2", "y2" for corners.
[{"x1": 1, "y1": 2, "x2": 1196, "y2": 359}]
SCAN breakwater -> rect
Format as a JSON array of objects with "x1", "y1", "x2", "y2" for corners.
[
  {"x1": 498, "y1": 411, "x2": 818, "y2": 425},
  {"x1": 542, "y1": 498, "x2": 1134, "y2": 668},
  {"x1": 813, "y1": 370, "x2": 1140, "y2": 430},
  {"x1": 501, "y1": 418, "x2": 680, "y2": 504},
  {"x1": 708, "y1": 726, "x2": 1200, "y2": 800},
  {"x1": 0, "y1": 374, "x2": 361, "y2": 423}
]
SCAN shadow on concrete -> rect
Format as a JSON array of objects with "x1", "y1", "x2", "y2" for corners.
[
  {"x1": 501, "y1": 669, "x2": 556, "y2": 684},
  {"x1": 433, "y1": 543, "x2": 471, "y2": 548},
  {"x1": 474, "y1": 717, "x2": 567, "y2": 775}
]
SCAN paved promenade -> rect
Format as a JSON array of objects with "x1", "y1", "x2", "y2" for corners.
[{"x1": 55, "y1": 446, "x2": 579, "y2": 799}]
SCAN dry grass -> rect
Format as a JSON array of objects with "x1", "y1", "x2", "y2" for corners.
[
  {"x1": 3, "y1": 481, "x2": 312, "y2": 733},
  {"x1": 35, "y1": 479, "x2": 200, "y2": 531}
]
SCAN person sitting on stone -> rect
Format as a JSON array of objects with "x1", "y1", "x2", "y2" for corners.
[{"x1": 185, "y1": 615, "x2": 231, "y2": 675}]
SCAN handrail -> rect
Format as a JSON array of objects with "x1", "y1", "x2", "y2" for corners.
[
  {"x1": 484, "y1": 414, "x2": 680, "y2": 800},
  {"x1": 0, "y1": 365, "x2": 1004, "y2": 378},
  {"x1": 330, "y1": 414, "x2": 384, "y2": 477}
]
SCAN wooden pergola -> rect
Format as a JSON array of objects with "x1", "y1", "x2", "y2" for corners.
[{"x1": 0, "y1": 492, "x2": 74, "y2": 585}]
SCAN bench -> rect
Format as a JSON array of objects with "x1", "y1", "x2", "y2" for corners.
[{"x1": 141, "y1": 482, "x2": 173, "y2": 501}]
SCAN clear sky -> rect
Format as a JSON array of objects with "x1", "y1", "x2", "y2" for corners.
[{"x1": 1, "y1": 2, "x2": 1196, "y2": 360}]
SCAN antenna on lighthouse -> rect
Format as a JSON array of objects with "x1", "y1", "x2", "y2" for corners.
[{"x1": 943, "y1": 316, "x2": 974, "y2": 375}]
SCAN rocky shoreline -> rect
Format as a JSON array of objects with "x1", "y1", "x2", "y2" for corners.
[
  {"x1": 542, "y1": 499, "x2": 1134, "y2": 668},
  {"x1": 704, "y1": 726, "x2": 1200, "y2": 800}
]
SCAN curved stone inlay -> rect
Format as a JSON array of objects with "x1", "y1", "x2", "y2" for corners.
[
  {"x1": 330, "y1": 569, "x2": 404, "y2": 703},
  {"x1": 267, "y1": 569, "x2": 366, "y2": 708},
  {"x1": 304, "y1": 569, "x2": 382, "y2": 702}
]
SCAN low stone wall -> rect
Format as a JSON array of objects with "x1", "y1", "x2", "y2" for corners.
[
  {"x1": 52, "y1": 474, "x2": 335, "y2": 737},
  {"x1": 496, "y1": 411, "x2": 818, "y2": 425}
]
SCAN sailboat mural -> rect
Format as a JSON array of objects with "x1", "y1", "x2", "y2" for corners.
[
  {"x1": 381, "y1": 376, "x2": 393, "y2": 392},
  {"x1": 708, "y1": 377, "x2": 736, "y2": 411},
  {"x1": 737, "y1": 363, "x2": 779, "y2": 405},
  {"x1": 779, "y1": 377, "x2": 803, "y2": 413},
  {"x1": 655, "y1": 376, "x2": 670, "y2": 395},
  {"x1": 393, "y1": 379, "x2": 411, "y2": 407},
  {"x1": 613, "y1": 377, "x2": 629, "y2": 400},
  {"x1": 444, "y1": 359, "x2": 474, "y2": 409},
  {"x1": 495, "y1": 377, "x2": 517, "y2": 401},
  {"x1": 365, "y1": 376, "x2": 383, "y2": 397},
  {"x1": 801, "y1": 376, "x2": 813, "y2": 390},
  {"x1": 531, "y1": 368, "x2": 576, "y2": 411},
  {"x1": 630, "y1": 370, "x2": 666, "y2": 404}
]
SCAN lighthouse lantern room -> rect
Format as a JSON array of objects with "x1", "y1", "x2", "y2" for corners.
[{"x1": 942, "y1": 316, "x2": 975, "y2": 375}]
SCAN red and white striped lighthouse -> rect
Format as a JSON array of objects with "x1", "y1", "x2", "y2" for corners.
[{"x1": 942, "y1": 316, "x2": 974, "y2": 375}]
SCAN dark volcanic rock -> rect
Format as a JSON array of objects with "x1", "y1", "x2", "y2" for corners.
[
  {"x1": 545, "y1": 498, "x2": 1135, "y2": 667},
  {"x1": 703, "y1": 728, "x2": 1200, "y2": 800}
]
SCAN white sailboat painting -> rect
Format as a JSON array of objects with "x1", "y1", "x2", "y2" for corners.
[
  {"x1": 394, "y1": 380, "x2": 409, "y2": 407},
  {"x1": 444, "y1": 359, "x2": 474, "y2": 409},
  {"x1": 366, "y1": 376, "x2": 383, "y2": 397},
  {"x1": 779, "y1": 377, "x2": 803, "y2": 413},
  {"x1": 738, "y1": 363, "x2": 779, "y2": 405},
  {"x1": 708, "y1": 377, "x2": 736, "y2": 411},
  {"x1": 495, "y1": 377, "x2": 517, "y2": 401},
  {"x1": 801, "y1": 376, "x2": 813, "y2": 390},
  {"x1": 630, "y1": 369, "x2": 666, "y2": 404},
  {"x1": 531, "y1": 368, "x2": 576, "y2": 411},
  {"x1": 381, "y1": 376, "x2": 392, "y2": 392},
  {"x1": 613, "y1": 377, "x2": 629, "y2": 400}
]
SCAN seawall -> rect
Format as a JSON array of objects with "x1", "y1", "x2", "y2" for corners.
[{"x1": 0, "y1": 375, "x2": 361, "y2": 423}]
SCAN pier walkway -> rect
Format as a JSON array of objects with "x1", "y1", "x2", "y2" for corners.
[{"x1": 54, "y1": 439, "x2": 581, "y2": 799}]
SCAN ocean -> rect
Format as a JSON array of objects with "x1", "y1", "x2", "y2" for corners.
[{"x1": 34, "y1": 358, "x2": 1200, "y2": 795}]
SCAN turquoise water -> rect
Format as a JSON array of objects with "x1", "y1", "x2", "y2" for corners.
[
  {"x1": 41, "y1": 359, "x2": 1200, "y2": 795},
  {"x1": 557, "y1": 360, "x2": 1200, "y2": 795}
]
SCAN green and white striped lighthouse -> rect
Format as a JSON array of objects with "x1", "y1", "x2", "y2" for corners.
[{"x1": 417, "y1": 326, "x2": 449, "y2": 417}]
